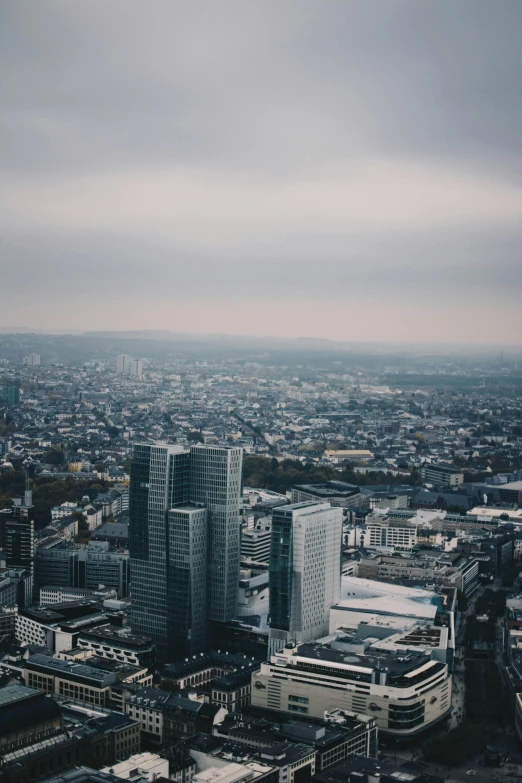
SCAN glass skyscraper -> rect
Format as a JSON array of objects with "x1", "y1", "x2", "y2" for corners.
[
  {"x1": 189, "y1": 445, "x2": 243, "y2": 622},
  {"x1": 269, "y1": 501, "x2": 342, "y2": 654},
  {"x1": 129, "y1": 443, "x2": 243, "y2": 662}
]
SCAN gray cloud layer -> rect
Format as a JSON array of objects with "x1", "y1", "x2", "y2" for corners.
[{"x1": 1, "y1": 1, "x2": 522, "y2": 342}]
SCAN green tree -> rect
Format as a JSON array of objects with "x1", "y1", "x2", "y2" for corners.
[{"x1": 43, "y1": 448, "x2": 65, "y2": 466}]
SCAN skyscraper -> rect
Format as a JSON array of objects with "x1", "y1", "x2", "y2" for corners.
[
  {"x1": 0, "y1": 485, "x2": 35, "y2": 576},
  {"x1": 168, "y1": 505, "x2": 207, "y2": 659},
  {"x1": 129, "y1": 443, "x2": 243, "y2": 662},
  {"x1": 269, "y1": 501, "x2": 342, "y2": 654},
  {"x1": 190, "y1": 445, "x2": 243, "y2": 622}
]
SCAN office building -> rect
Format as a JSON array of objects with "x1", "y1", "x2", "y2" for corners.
[
  {"x1": 129, "y1": 443, "x2": 242, "y2": 661},
  {"x1": 269, "y1": 502, "x2": 342, "y2": 654},
  {"x1": 241, "y1": 519, "x2": 272, "y2": 563},
  {"x1": 35, "y1": 541, "x2": 130, "y2": 599},
  {"x1": 190, "y1": 444, "x2": 243, "y2": 622},
  {"x1": 0, "y1": 489, "x2": 35, "y2": 578},
  {"x1": 363, "y1": 520, "x2": 417, "y2": 550},
  {"x1": 77, "y1": 624, "x2": 155, "y2": 670},
  {"x1": 16, "y1": 602, "x2": 109, "y2": 652},
  {"x1": 129, "y1": 443, "x2": 189, "y2": 661},
  {"x1": 252, "y1": 632, "x2": 452, "y2": 738},
  {"x1": 214, "y1": 710, "x2": 378, "y2": 768},
  {"x1": 291, "y1": 481, "x2": 365, "y2": 508},
  {"x1": 23, "y1": 654, "x2": 117, "y2": 706},
  {"x1": 168, "y1": 505, "x2": 208, "y2": 659},
  {"x1": 421, "y1": 462, "x2": 464, "y2": 487}
]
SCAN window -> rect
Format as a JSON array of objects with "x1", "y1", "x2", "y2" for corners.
[{"x1": 289, "y1": 695, "x2": 309, "y2": 704}]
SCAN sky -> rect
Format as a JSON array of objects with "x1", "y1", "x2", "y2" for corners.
[{"x1": 1, "y1": 1, "x2": 522, "y2": 344}]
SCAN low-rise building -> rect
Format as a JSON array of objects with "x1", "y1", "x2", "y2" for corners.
[
  {"x1": 0, "y1": 684, "x2": 62, "y2": 754},
  {"x1": 126, "y1": 686, "x2": 227, "y2": 744},
  {"x1": 214, "y1": 710, "x2": 377, "y2": 769},
  {"x1": 101, "y1": 752, "x2": 169, "y2": 781},
  {"x1": 77, "y1": 624, "x2": 156, "y2": 670},
  {"x1": 16, "y1": 602, "x2": 110, "y2": 652}
]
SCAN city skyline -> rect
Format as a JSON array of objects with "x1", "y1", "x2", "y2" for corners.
[{"x1": 2, "y1": 1, "x2": 522, "y2": 343}]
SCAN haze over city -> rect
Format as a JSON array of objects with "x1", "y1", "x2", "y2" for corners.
[{"x1": 2, "y1": 1, "x2": 522, "y2": 343}]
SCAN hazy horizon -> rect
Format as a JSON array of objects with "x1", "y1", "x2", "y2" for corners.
[{"x1": 2, "y1": 1, "x2": 522, "y2": 344}]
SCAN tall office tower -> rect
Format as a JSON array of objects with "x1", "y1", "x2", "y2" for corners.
[
  {"x1": 168, "y1": 505, "x2": 207, "y2": 658},
  {"x1": 129, "y1": 442, "x2": 243, "y2": 661},
  {"x1": 129, "y1": 444, "x2": 189, "y2": 661},
  {"x1": 0, "y1": 488, "x2": 35, "y2": 579},
  {"x1": 189, "y1": 445, "x2": 243, "y2": 623},
  {"x1": 269, "y1": 501, "x2": 343, "y2": 655}
]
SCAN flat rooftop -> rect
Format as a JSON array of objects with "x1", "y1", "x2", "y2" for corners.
[
  {"x1": 26, "y1": 654, "x2": 115, "y2": 683},
  {"x1": 293, "y1": 481, "x2": 359, "y2": 498},
  {"x1": 80, "y1": 623, "x2": 152, "y2": 646}
]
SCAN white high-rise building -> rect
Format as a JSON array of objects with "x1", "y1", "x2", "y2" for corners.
[
  {"x1": 116, "y1": 355, "x2": 143, "y2": 376},
  {"x1": 23, "y1": 353, "x2": 40, "y2": 366},
  {"x1": 129, "y1": 358, "x2": 143, "y2": 377},
  {"x1": 269, "y1": 501, "x2": 342, "y2": 654}
]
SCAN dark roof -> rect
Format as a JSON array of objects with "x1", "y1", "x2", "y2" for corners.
[{"x1": 0, "y1": 689, "x2": 61, "y2": 736}]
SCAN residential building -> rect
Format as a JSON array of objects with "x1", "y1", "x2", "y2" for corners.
[
  {"x1": 125, "y1": 686, "x2": 226, "y2": 744},
  {"x1": 23, "y1": 353, "x2": 41, "y2": 366}
]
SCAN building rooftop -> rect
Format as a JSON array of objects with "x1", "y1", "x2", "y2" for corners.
[
  {"x1": 293, "y1": 481, "x2": 360, "y2": 498},
  {"x1": 79, "y1": 623, "x2": 152, "y2": 647},
  {"x1": 0, "y1": 683, "x2": 39, "y2": 707},
  {"x1": 26, "y1": 654, "x2": 116, "y2": 685}
]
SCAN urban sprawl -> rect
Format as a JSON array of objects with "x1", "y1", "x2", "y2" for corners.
[{"x1": 1, "y1": 333, "x2": 522, "y2": 783}]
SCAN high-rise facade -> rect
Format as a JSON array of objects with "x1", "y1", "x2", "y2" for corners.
[
  {"x1": 0, "y1": 490, "x2": 35, "y2": 577},
  {"x1": 190, "y1": 445, "x2": 243, "y2": 622},
  {"x1": 116, "y1": 354, "x2": 143, "y2": 377},
  {"x1": 168, "y1": 505, "x2": 207, "y2": 659},
  {"x1": 269, "y1": 501, "x2": 342, "y2": 654},
  {"x1": 129, "y1": 443, "x2": 243, "y2": 662},
  {"x1": 23, "y1": 353, "x2": 41, "y2": 366}
]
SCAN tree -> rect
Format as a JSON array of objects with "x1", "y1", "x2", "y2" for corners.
[
  {"x1": 43, "y1": 448, "x2": 65, "y2": 466},
  {"x1": 187, "y1": 431, "x2": 204, "y2": 443}
]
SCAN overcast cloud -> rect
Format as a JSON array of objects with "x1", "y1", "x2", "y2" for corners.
[{"x1": 1, "y1": 1, "x2": 522, "y2": 343}]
